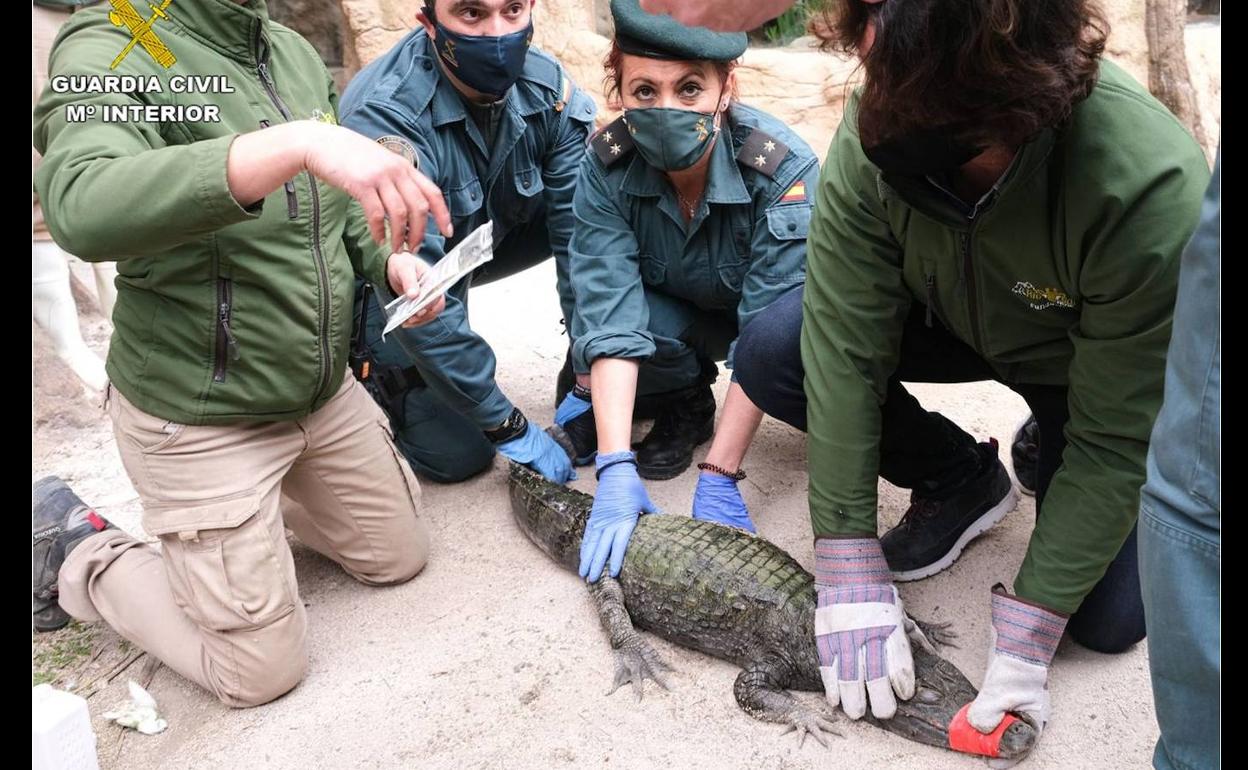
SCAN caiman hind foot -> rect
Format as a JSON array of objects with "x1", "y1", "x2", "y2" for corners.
[
  {"x1": 735, "y1": 652, "x2": 843, "y2": 748},
  {"x1": 606, "y1": 634, "x2": 674, "y2": 701},
  {"x1": 591, "y1": 576, "x2": 675, "y2": 701},
  {"x1": 777, "y1": 703, "x2": 843, "y2": 748}
]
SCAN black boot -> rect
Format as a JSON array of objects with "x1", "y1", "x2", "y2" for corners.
[
  {"x1": 880, "y1": 441, "x2": 1017, "y2": 582},
  {"x1": 634, "y1": 384, "x2": 716, "y2": 480},
  {"x1": 33, "y1": 476, "x2": 114, "y2": 633}
]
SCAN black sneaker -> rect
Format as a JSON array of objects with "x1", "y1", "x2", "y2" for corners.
[
  {"x1": 33, "y1": 476, "x2": 113, "y2": 633},
  {"x1": 881, "y1": 441, "x2": 1018, "y2": 582},
  {"x1": 1011, "y1": 415, "x2": 1039, "y2": 496},
  {"x1": 634, "y1": 384, "x2": 716, "y2": 480}
]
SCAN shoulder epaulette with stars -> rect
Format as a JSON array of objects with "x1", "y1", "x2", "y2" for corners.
[
  {"x1": 736, "y1": 127, "x2": 789, "y2": 178},
  {"x1": 591, "y1": 116, "x2": 634, "y2": 166}
]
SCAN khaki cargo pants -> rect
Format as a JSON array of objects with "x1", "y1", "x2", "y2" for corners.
[{"x1": 57, "y1": 374, "x2": 430, "y2": 707}]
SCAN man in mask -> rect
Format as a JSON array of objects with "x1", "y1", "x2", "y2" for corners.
[{"x1": 338, "y1": 0, "x2": 597, "y2": 485}]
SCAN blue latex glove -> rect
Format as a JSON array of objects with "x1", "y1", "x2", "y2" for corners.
[
  {"x1": 552, "y1": 391, "x2": 597, "y2": 467},
  {"x1": 497, "y1": 422, "x2": 576, "y2": 484},
  {"x1": 578, "y1": 451, "x2": 659, "y2": 581},
  {"x1": 555, "y1": 392, "x2": 591, "y2": 426},
  {"x1": 691, "y1": 471, "x2": 757, "y2": 533}
]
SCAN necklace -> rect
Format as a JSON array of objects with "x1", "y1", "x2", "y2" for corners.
[{"x1": 676, "y1": 189, "x2": 700, "y2": 219}]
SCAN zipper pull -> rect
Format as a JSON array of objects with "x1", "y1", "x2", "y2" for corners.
[
  {"x1": 219, "y1": 303, "x2": 241, "y2": 360},
  {"x1": 284, "y1": 180, "x2": 298, "y2": 218},
  {"x1": 924, "y1": 275, "x2": 935, "y2": 328}
]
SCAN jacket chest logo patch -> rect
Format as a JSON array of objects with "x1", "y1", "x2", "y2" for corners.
[
  {"x1": 1012, "y1": 281, "x2": 1074, "y2": 311},
  {"x1": 311, "y1": 109, "x2": 337, "y2": 125}
]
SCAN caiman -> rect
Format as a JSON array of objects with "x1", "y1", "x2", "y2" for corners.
[{"x1": 508, "y1": 463, "x2": 1037, "y2": 760}]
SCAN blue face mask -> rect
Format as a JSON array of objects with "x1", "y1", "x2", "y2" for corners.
[
  {"x1": 623, "y1": 107, "x2": 721, "y2": 172},
  {"x1": 431, "y1": 16, "x2": 533, "y2": 97}
]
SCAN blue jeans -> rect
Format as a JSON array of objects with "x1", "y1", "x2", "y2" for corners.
[{"x1": 1139, "y1": 151, "x2": 1220, "y2": 770}]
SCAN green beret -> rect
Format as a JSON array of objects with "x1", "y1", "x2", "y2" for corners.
[{"x1": 610, "y1": 0, "x2": 748, "y2": 62}]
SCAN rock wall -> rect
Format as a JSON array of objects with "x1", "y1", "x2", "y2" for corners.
[{"x1": 333, "y1": 0, "x2": 1218, "y2": 160}]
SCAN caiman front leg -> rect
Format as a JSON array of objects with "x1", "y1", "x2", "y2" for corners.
[
  {"x1": 734, "y1": 651, "x2": 842, "y2": 748},
  {"x1": 588, "y1": 577, "x2": 673, "y2": 700}
]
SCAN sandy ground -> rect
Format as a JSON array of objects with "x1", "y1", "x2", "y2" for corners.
[{"x1": 33, "y1": 257, "x2": 1161, "y2": 770}]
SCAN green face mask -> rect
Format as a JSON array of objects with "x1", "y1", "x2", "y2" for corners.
[{"x1": 623, "y1": 107, "x2": 720, "y2": 171}]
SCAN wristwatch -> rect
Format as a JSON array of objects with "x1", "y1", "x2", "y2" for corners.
[{"x1": 483, "y1": 407, "x2": 528, "y2": 444}]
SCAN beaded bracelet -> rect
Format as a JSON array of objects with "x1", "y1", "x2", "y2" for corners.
[{"x1": 697, "y1": 462, "x2": 745, "y2": 481}]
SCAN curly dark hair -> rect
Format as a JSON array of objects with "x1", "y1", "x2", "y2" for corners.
[{"x1": 812, "y1": 0, "x2": 1109, "y2": 148}]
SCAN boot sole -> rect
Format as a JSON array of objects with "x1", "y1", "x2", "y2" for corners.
[{"x1": 891, "y1": 486, "x2": 1019, "y2": 582}]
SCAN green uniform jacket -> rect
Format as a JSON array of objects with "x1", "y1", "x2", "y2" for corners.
[
  {"x1": 802, "y1": 60, "x2": 1210, "y2": 612},
  {"x1": 33, "y1": 0, "x2": 389, "y2": 425}
]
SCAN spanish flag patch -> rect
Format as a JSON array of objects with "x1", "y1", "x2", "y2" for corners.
[{"x1": 780, "y1": 181, "x2": 807, "y2": 204}]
